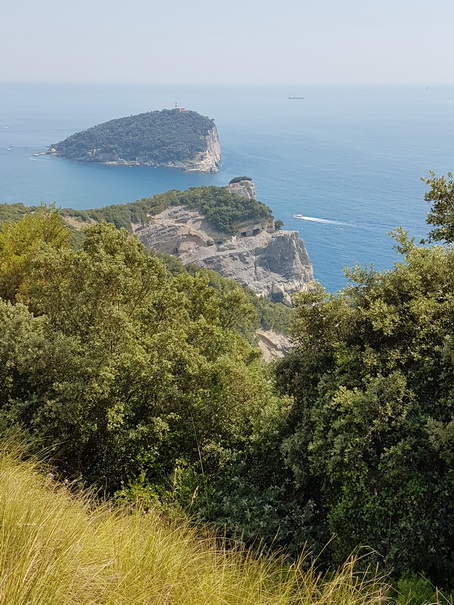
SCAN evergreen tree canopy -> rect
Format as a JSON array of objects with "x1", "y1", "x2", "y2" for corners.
[{"x1": 423, "y1": 171, "x2": 454, "y2": 243}]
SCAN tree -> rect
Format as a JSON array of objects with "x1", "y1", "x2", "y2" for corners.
[
  {"x1": 275, "y1": 233, "x2": 454, "y2": 586},
  {"x1": 422, "y1": 171, "x2": 454, "y2": 243},
  {"x1": 0, "y1": 206, "x2": 70, "y2": 302}
]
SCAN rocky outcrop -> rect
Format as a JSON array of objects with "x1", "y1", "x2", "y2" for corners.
[
  {"x1": 134, "y1": 205, "x2": 313, "y2": 302},
  {"x1": 225, "y1": 179, "x2": 257, "y2": 199},
  {"x1": 255, "y1": 329, "x2": 293, "y2": 361}
]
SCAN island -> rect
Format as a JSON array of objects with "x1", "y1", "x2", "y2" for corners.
[{"x1": 48, "y1": 106, "x2": 221, "y2": 173}]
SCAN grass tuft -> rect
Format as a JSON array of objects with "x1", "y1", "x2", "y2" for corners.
[{"x1": 0, "y1": 444, "x2": 406, "y2": 604}]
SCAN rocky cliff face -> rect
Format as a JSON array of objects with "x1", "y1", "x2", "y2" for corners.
[
  {"x1": 182, "y1": 126, "x2": 221, "y2": 173},
  {"x1": 134, "y1": 205, "x2": 313, "y2": 302},
  {"x1": 255, "y1": 329, "x2": 292, "y2": 361}
]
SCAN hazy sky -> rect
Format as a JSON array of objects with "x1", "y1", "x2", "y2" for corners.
[{"x1": 2, "y1": 0, "x2": 454, "y2": 85}]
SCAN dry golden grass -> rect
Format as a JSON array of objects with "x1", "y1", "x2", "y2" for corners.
[{"x1": 0, "y1": 445, "x2": 398, "y2": 604}]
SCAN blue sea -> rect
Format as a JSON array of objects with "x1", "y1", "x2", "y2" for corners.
[{"x1": 1, "y1": 83, "x2": 454, "y2": 292}]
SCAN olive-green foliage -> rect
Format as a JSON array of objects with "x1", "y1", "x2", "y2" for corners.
[
  {"x1": 395, "y1": 573, "x2": 441, "y2": 605},
  {"x1": 182, "y1": 262, "x2": 294, "y2": 336},
  {"x1": 192, "y1": 407, "x2": 325, "y2": 555},
  {"x1": 0, "y1": 213, "x2": 279, "y2": 496},
  {"x1": 229, "y1": 176, "x2": 252, "y2": 184},
  {"x1": 0, "y1": 202, "x2": 37, "y2": 223},
  {"x1": 61, "y1": 191, "x2": 180, "y2": 231},
  {"x1": 249, "y1": 294, "x2": 293, "y2": 334},
  {"x1": 52, "y1": 109, "x2": 215, "y2": 165},
  {"x1": 0, "y1": 207, "x2": 70, "y2": 301},
  {"x1": 423, "y1": 171, "x2": 454, "y2": 243},
  {"x1": 126, "y1": 258, "x2": 303, "y2": 549},
  {"x1": 63, "y1": 185, "x2": 273, "y2": 235},
  {"x1": 178, "y1": 186, "x2": 272, "y2": 234},
  {"x1": 0, "y1": 203, "x2": 85, "y2": 250},
  {"x1": 275, "y1": 230, "x2": 454, "y2": 586}
]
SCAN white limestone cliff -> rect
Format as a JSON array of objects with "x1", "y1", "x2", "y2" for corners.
[
  {"x1": 133, "y1": 205, "x2": 313, "y2": 302},
  {"x1": 183, "y1": 126, "x2": 221, "y2": 173}
]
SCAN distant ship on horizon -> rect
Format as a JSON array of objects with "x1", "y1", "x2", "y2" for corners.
[{"x1": 288, "y1": 96, "x2": 304, "y2": 99}]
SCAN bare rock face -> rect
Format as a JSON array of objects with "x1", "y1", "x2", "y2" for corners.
[
  {"x1": 225, "y1": 179, "x2": 257, "y2": 199},
  {"x1": 183, "y1": 126, "x2": 221, "y2": 173},
  {"x1": 255, "y1": 329, "x2": 292, "y2": 361},
  {"x1": 134, "y1": 206, "x2": 313, "y2": 302}
]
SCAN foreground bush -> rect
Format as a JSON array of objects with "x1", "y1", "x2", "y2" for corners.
[{"x1": 275, "y1": 232, "x2": 454, "y2": 586}]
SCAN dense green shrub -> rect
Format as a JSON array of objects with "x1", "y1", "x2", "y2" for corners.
[
  {"x1": 0, "y1": 202, "x2": 37, "y2": 223},
  {"x1": 0, "y1": 211, "x2": 280, "y2": 496},
  {"x1": 423, "y1": 171, "x2": 454, "y2": 243},
  {"x1": 229, "y1": 176, "x2": 252, "y2": 184},
  {"x1": 275, "y1": 232, "x2": 454, "y2": 586}
]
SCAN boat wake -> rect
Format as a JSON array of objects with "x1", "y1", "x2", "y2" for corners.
[{"x1": 293, "y1": 214, "x2": 351, "y2": 226}]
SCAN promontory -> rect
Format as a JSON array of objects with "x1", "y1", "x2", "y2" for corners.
[
  {"x1": 59, "y1": 178, "x2": 314, "y2": 303},
  {"x1": 48, "y1": 107, "x2": 221, "y2": 173}
]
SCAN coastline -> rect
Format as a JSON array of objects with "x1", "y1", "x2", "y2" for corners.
[{"x1": 44, "y1": 151, "x2": 220, "y2": 173}]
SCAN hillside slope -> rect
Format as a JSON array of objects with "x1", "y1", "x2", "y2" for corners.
[{"x1": 0, "y1": 447, "x2": 393, "y2": 605}]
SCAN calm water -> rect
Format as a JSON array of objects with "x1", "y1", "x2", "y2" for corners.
[{"x1": 1, "y1": 83, "x2": 454, "y2": 291}]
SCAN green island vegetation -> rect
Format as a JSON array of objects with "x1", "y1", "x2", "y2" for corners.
[
  {"x1": 0, "y1": 201, "x2": 39, "y2": 224},
  {"x1": 229, "y1": 176, "x2": 253, "y2": 183},
  {"x1": 1, "y1": 173, "x2": 454, "y2": 603},
  {"x1": 50, "y1": 109, "x2": 217, "y2": 165}
]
